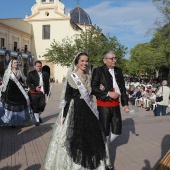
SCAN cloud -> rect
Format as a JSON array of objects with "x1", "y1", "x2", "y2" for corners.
[
  {"x1": 86, "y1": 1, "x2": 159, "y2": 33},
  {"x1": 84, "y1": 0, "x2": 161, "y2": 57}
]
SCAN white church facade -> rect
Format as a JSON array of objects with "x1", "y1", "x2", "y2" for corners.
[{"x1": 0, "y1": 0, "x2": 92, "y2": 82}]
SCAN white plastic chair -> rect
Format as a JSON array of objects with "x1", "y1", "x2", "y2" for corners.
[
  {"x1": 152, "y1": 103, "x2": 157, "y2": 110},
  {"x1": 135, "y1": 98, "x2": 140, "y2": 106}
]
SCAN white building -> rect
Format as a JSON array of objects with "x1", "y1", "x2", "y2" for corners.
[{"x1": 0, "y1": 0, "x2": 92, "y2": 82}]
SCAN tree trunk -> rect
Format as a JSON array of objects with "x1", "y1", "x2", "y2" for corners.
[
  {"x1": 168, "y1": 69, "x2": 170, "y2": 86},
  {"x1": 155, "y1": 69, "x2": 159, "y2": 78}
]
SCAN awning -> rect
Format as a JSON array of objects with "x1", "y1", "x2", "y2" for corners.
[
  {"x1": 0, "y1": 49, "x2": 5, "y2": 55},
  {"x1": 0, "y1": 50, "x2": 34, "y2": 58}
]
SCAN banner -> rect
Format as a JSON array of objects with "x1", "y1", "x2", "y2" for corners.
[
  {"x1": 4, "y1": 50, "x2": 11, "y2": 66},
  {"x1": 28, "y1": 55, "x2": 33, "y2": 66},
  {"x1": 17, "y1": 52, "x2": 22, "y2": 66}
]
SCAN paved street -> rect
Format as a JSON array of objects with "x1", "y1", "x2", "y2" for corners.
[{"x1": 0, "y1": 83, "x2": 170, "y2": 170}]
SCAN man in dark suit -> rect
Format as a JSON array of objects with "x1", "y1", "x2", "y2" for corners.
[
  {"x1": 27, "y1": 60, "x2": 50, "y2": 126},
  {"x1": 91, "y1": 51, "x2": 129, "y2": 144}
]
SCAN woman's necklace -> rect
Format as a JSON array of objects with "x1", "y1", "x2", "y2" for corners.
[
  {"x1": 76, "y1": 71, "x2": 87, "y2": 80},
  {"x1": 12, "y1": 69, "x2": 17, "y2": 75},
  {"x1": 81, "y1": 74, "x2": 86, "y2": 79},
  {"x1": 75, "y1": 71, "x2": 90, "y2": 93}
]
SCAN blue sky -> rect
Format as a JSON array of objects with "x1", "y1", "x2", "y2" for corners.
[{"x1": 0, "y1": 0, "x2": 161, "y2": 58}]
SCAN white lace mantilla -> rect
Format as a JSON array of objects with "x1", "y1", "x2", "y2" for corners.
[
  {"x1": 67, "y1": 72, "x2": 92, "y2": 97},
  {"x1": 44, "y1": 100, "x2": 111, "y2": 170}
]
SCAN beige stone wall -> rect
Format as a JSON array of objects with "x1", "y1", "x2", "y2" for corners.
[
  {"x1": 25, "y1": 0, "x2": 82, "y2": 82},
  {"x1": 0, "y1": 0, "x2": 89, "y2": 83},
  {"x1": 0, "y1": 21, "x2": 32, "y2": 52},
  {"x1": 0, "y1": 19, "x2": 32, "y2": 35}
]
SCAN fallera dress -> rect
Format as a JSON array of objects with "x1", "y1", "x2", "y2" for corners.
[
  {"x1": 0, "y1": 71, "x2": 34, "y2": 126},
  {"x1": 44, "y1": 73, "x2": 111, "y2": 170}
]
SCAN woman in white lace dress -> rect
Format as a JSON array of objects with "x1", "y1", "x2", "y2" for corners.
[{"x1": 44, "y1": 53, "x2": 113, "y2": 170}]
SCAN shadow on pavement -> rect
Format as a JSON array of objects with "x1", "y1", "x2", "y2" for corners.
[
  {"x1": 0, "y1": 123, "x2": 53, "y2": 161},
  {"x1": 25, "y1": 164, "x2": 41, "y2": 170},
  {"x1": 142, "y1": 134, "x2": 170, "y2": 170},
  {"x1": 41, "y1": 112, "x2": 59, "y2": 124},
  {"x1": 0, "y1": 164, "x2": 41, "y2": 170},
  {"x1": 153, "y1": 134, "x2": 170, "y2": 169},
  {"x1": 109, "y1": 118, "x2": 136, "y2": 165},
  {"x1": 0, "y1": 165, "x2": 22, "y2": 170},
  {"x1": 142, "y1": 159, "x2": 152, "y2": 170}
]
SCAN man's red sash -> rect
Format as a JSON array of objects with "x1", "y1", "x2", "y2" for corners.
[
  {"x1": 30, "y1": 89, "x2": 43, "y2": 94},
  {"x1": 97, "y1": 88, "x2": 119, "y2": 107}
]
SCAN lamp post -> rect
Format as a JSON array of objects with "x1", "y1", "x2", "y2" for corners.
[
  {"x1": 161, "y1": 60, "x2": 165, "y2": 82},
  {"x1": 168, "y1": 69, "x2": 170, "y2": 86}
]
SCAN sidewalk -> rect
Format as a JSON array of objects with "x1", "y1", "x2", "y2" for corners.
[{"x1": 0, "y1": 83, "x2": 170, "y2": 170}]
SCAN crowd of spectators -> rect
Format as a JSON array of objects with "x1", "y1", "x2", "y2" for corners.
[{"x1": 125, "y1": 78, "x2": 170, "y2": 116}]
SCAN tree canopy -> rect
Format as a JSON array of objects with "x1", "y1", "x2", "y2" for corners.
[
  {"x1": 126, "y1": 0, "x2": 170, "y2": 78},
  {"x1": 44, "y1": 0, "x2": 170, "y2": 80},
  {"x1": 44, "y1": 25, "x2": 128, "y2": 67}
]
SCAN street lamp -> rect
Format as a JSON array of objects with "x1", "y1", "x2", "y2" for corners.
[{"x1": 161, "y1": 60, "x2": 166, "y2": 82}]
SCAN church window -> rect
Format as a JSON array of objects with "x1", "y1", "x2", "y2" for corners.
[
  {"x1": 42, "y1": 0, "x2": 46, "y2": 2},
  {"x1": 14, "y1": 41, "x2": 17, "y2": 51},
  {"x1": 42, "y1": 25, "x2": 50, "y2": 39},
  {"x1": 0, "y1": 38, "x2": 5, "y2": 49},
  {"x1": 50, "y1": 0, "x2": 54, "y2": 2},
  {"x1": 24, "y1": 45, "x2": 28, "y2": 53},
  {"x1": 45, "y1": 12, "x2": 49, "y2": 16}
]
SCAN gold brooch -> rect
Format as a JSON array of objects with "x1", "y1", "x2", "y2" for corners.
[{"x1": 77, "y1": 81, "x2": 81, "y2": 86}]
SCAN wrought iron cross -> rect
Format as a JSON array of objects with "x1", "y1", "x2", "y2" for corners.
[{"x1": 75, "y1": 0, "x2": 80, "y2": 6}]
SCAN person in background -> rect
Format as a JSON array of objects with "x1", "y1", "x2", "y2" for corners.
[
  {"x1": 27, "y1": 60, "x2": 50, "y2": 126},
  {"x1": 0, "y1": 58, "x2": 33, "y2": 127},
  {"x1": 145, "y1": 90, "x2": 156, "y2": 111},
  {"x1": 138, "y1": 86, "x2": 146, "y2": 107},
  {"x1": 127, "y1": 84, "x2": 135, "y2": 95},
  {"x1": 155, "y1": 80, "x2": 170, "y2": 116},
  {"x1": 129, "y1": 87, "x2": 141, "y2": 106}
]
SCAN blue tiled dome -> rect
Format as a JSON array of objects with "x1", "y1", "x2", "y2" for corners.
[{"x1": 70, "y1": 7, "x2": 92, "y2": 25}]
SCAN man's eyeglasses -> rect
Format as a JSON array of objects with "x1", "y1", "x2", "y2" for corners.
[{"x1": 105, "y1": 57, "x2": 117, "y2": 61}]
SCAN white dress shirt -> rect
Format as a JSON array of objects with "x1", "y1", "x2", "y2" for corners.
[
  {"x1": 38, "y1": 72, "x2": 44, "y2": 93},
  {"x1": 109, "y1": 68, "x2": 120, "y2": 94}
]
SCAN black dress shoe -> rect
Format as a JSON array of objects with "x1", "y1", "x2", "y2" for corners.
[
  {"x1": 146, "y1": 108, "x2": 150, "y2": 111},
  {"x1": 11, "y1": 126, "x2": 16, "y2": 128},
  {"x1": 106, "y1": 165, "x2": 115, "y2": 170},
  {"x1": 39, "y1": 118, "x2": 42, "y2": 123},
  {"x1": 35, "y1": 122, "x2": 40, "y2": 126}
]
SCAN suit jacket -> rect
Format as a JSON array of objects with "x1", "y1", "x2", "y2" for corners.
[
  {"x1": 91, "y1": 65, "x2": 128, "y2": 106},
  {"x1": 27, "y1": 70, "x2": 50, "y2": 95}
]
